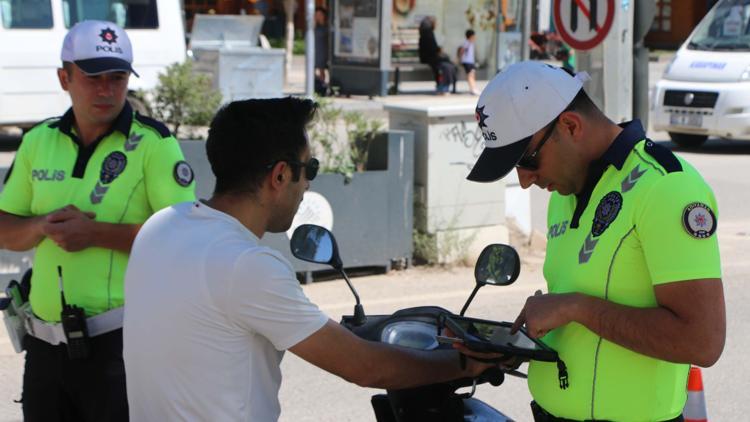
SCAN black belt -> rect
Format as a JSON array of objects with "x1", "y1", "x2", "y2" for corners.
[{"x1": 530, "y1": 401, "x2": 684, "y2": 422}]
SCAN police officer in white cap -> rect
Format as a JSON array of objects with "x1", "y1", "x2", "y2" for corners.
[
  {"x1": 0, "y1": 21, "x2": 195, "y2": 420},
  {"x1": 460, "y1": 61, "x2": 725, "y2": 421}
]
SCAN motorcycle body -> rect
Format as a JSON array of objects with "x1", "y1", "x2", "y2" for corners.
[
  {"x1": 341, "y1": 306, "x2": 513, "y2": 422},
  {"x1": 290, "y1": 224, "x2": 526, "y2": 422}
]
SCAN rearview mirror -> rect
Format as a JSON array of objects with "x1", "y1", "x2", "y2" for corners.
[
  {"x1": 290, "y1": 224, "x2": 342, "y2": 269},
  {"x1": 459, "y1": 244, "x2": 521, "y2": 316},
  {"x1": 290, "y1": 224, "x2": 365, "y2": 324},
  {"x1": 474, "y1": 244, "x2": 520, "y2": 286}
]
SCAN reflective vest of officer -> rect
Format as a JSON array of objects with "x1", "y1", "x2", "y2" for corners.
[
  {"x1": 528, "y1": 120, "x2": 721, "y2": 421},
  {"x1": 0, "y1": 103, "x2": 196, "y2": 322}
]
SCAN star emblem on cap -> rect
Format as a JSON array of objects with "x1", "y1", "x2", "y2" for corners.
[
  {"x1": 99, "y1": 28, "x2": 118, "y2": 45},
  {"x1": 475, "y1": 105, "x2": 489, "y2": 129}
]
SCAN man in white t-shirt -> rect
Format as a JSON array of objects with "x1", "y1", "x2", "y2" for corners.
[{"x1": 122, "y1": 97, "x2": 495, "y2": 421}]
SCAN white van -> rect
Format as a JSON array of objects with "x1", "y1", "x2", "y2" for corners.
[
  {"x1": 0, "y1": 0, "x2": 185, "y2": 128},
  {"x1": 652, "y1": 0, "x2": 750, "y2": 148}
]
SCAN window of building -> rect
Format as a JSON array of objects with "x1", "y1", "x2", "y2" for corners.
[{"x1": 652, "y1": 0, "x2": 672, "y2": 32}]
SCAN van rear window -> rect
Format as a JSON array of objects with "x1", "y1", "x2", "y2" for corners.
[
  {"x1": 63, "y1": 0, "x2": 159, "y2": 29},
  {"x1": 0, "y1": 0, "x2": 53, "y2": 29}
]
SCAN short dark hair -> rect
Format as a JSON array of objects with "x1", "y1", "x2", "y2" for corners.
[
  {"x1": 62, "y1": 61, "x2": 74, "y2": 75},
  {"x1": 565, "y1": 88, "x2": 599, "y2": 117},
  {"x1": 206, "y1": 97, "x2": 318, "y2": 196},
  {"x1": 465, "y1": 29, "x2": 475, "y2": 39},
  {"x1": 315, "y1": 6, "x2": 327, "y2": 16}
]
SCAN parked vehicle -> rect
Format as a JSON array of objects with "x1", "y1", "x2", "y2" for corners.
[
  {"x1": 0, "y1": 0, "x2": 185, "y2": 129},
  {"x1": 652, "y1": 0, "x2": 750, "y2": 148},
  {"x1": 289, "y1": 224, "x2": 563, "y2": 421}
]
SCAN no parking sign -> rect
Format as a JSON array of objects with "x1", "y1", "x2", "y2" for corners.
[{"x1": 554, "y1": 0, "x2": 616, "y2": 50}]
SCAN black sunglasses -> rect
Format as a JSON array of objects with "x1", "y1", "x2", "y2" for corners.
[
  {"x1": 267, "y1": 157, "x2": 319, "y2": 181},
  {"x1": 516, "y1": 117, "x2": 558, "y2": 171}
]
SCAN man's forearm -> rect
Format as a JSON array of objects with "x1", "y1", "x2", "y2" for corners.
[
  {"x1": 571, "y1": 290, "x2": 724, "y2": 366},
  {"x1": 90, "y1": 222, "x2": 141, "y2": 253},
  {"x1": 361, "y1": 345, "x2": 472, "y2": 390},
  {"x1": 0, "y1": 212, "x2": 44, "y2": 251}
]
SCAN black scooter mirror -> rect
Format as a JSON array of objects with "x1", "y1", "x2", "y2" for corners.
[
  {"x1": 474, "y1": 244, "x2": 521, "y2": 286},
  {"x1": 290, "y1": 224, "x2": 342, "y2": 269},
  {"x1": 290, "y1": 224, "x2": 365, "y2": 325},
  {"x1": 459, "y1": 244, "x2": 521, "y2": 316}
]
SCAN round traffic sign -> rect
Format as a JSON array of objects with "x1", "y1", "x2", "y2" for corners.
[{"x1": 554, "y1": 0, "x2": 616, "y2": 51}]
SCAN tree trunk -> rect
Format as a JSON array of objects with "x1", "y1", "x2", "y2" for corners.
[{"x1": 283, "y1": 0, "x2": 296, "y2": 84}]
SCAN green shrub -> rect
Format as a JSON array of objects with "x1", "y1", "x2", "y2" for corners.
[
  {"x1": 139, "y1": 60, "x2": 222, "y2": 138},
  {"x1": 308, "y1": 96, "x2": 383, "y2": 181},
  {"x1": 268, "y1": 37, "x2": 306, "y2": 55}
]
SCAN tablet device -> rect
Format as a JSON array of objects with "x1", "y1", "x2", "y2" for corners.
[{"x1": 443, "y1": 315, "x2": 559, "y2": 362}]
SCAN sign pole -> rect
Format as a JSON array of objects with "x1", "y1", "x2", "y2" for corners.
[
  {"x1": 522, "y1": 0, "x2": 531, "y2": 60},
  {"x1": 305, "y1": 0, "x2": 315, "y2": 98}
]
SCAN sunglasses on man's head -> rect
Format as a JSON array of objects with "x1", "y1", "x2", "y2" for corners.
[
  {"x1": 267, "y1": 158, "x2": 319, "y2": 181},
  {"x1": 515, "y1": 117, "x2": 558, "y2": 171}
]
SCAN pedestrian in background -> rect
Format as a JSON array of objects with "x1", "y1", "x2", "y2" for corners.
[
  {"x1": 314, "y1": 6, "x2": 330, "y2": 96},
  {"x1": 418, "y1": 16, "x2": 456, "y2": 95},
  {"x1": 458, "y1": 29, "x2": 479, "y2": 95}
]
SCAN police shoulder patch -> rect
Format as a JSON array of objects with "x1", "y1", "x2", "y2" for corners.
[
  {"x1": 174, "y1": 161, "x2": 194, "y2": 187},
  {"x1": 134, "y1": 113, "x2": 171, "y2": 138},
  {"x1": 682, "y1": 202, "x2": 716, "y2": 239}
]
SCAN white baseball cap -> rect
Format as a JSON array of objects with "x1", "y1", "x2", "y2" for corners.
[
  {"x1": 467, "y1": 61, "x2": 589, "y2": 182},
  {"x1": 61, "y1": 20, "x2": 139, "y2": 77}
]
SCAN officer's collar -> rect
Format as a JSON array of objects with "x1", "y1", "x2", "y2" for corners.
[
  {"x1": 51, "y1": 101, "x2": 133, "y2": 142},
  {"x1": 569, "y1": 119, "x2": 645, "y2": 230},
  {"x1": 594, "y1": 119, "x2": 646, "y2": 170}
]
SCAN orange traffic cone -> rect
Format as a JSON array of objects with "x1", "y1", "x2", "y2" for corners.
[{"x1": 684, "y1": 366, "x2": 708, "y2": 422}]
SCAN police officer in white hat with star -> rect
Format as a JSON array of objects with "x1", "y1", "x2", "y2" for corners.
[
  {"x1": 459, "y1": 61, "x2": 725, "y2": 421},
  {"x1": 0, "y1": 20, "x2": 195, "y2": 420}
]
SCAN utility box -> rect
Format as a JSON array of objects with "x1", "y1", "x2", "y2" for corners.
[
  {"x1": 385, "y1": 104, "x2": 508, "y2": 263},
  {"x1": 189, "y1": 14, "x2": 284, "y2": 101}
]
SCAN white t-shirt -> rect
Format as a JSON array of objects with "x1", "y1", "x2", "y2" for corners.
[
  {"x1": 123, "y1": 201, "x2": 328, "y2": 422},
  {"x1": 460, "y1": 39, "x2": 475, "y2": 64}
]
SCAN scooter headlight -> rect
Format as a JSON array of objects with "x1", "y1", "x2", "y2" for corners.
[{"x1": 380, "y1": 321, "x2": 439, "y2": 350}]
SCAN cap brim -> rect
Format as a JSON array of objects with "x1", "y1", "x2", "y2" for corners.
[
  {"x1": 466, "y1": 136, "x2": 532, "y2": 182},
  {"x1": 75, "y1": 58, "x2": 139, "y2": 78}
]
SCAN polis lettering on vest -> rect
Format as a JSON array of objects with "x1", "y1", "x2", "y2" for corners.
[
  {"x1": 547, "y1": 220, "x2": 569, "y2": 239},
  {"x1": 482, "y1": 131, "x2": 497, "y2": 141},
  {"x1": 31, "y1": 169, "x2": 65, "y2": 181}
]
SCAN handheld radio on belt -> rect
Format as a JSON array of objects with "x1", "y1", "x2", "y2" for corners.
[{"x1": 58, "y1": 266, "x2": 90, "y2": 359}]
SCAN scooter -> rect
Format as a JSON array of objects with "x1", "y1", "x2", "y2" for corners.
[{"x1": 290, "y1": 224, "x2": 542, "y2": 422}]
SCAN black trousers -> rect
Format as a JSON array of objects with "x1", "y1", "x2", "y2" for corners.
[{"x1": 22, "y1": 329, "x2": 128, "y2": 422}]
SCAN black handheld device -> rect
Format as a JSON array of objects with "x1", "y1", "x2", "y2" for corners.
[
  {"x1": 443, "y1": 315, "x2": 558, "y2": 362},
  {"x1": 58, "y1": 266, "x2": 90, "y2": 359},
  {"x1": 443, "y1": 314, "x2": 570, "y2": 389}
]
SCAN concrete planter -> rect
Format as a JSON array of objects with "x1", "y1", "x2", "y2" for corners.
[{"x1": 180, "y1": 130, "x2": 415, "y2": 283}]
